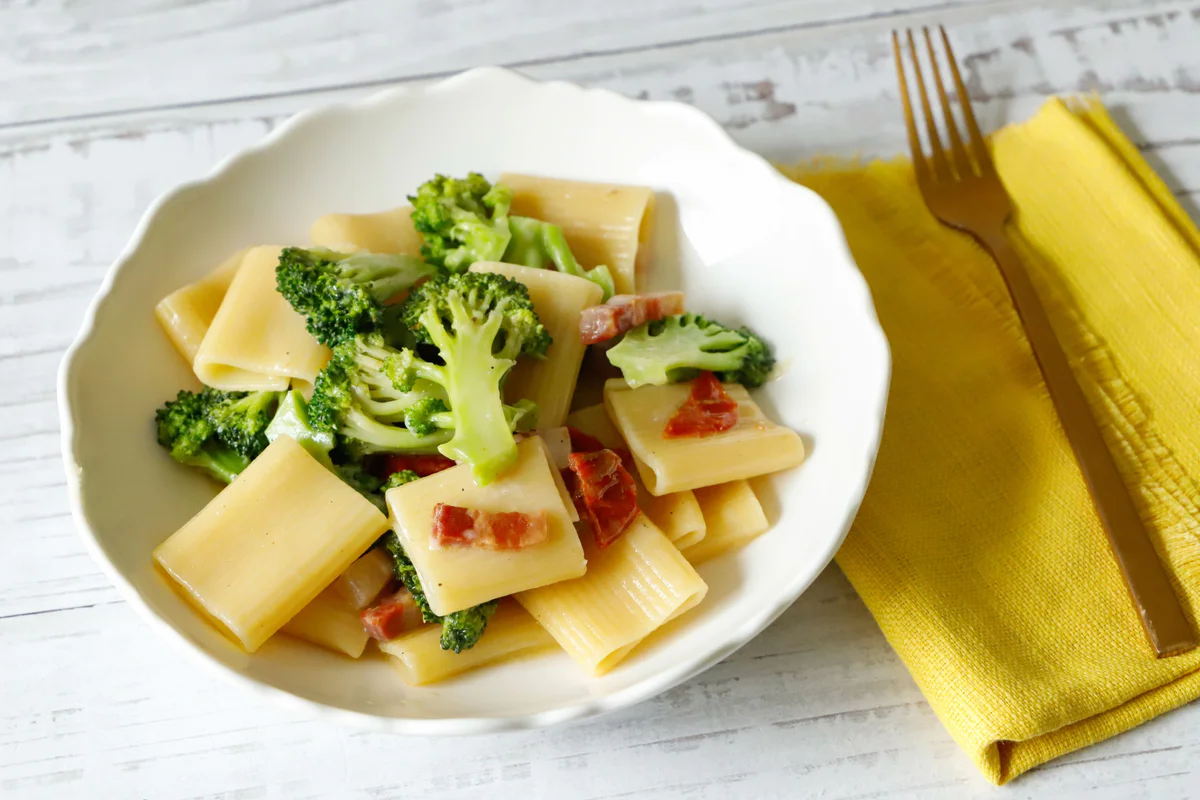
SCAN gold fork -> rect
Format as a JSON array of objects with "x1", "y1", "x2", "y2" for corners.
[{"x1": 893, "y1": 26, "x2": 1196, "y2": 658}]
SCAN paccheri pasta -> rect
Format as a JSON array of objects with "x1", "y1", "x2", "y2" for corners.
[{"x1": 150, "y1": 172, "x2": 806, "y2": 685}]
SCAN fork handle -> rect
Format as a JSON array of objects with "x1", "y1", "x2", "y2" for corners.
[{"x1": 981, "y1": 230, "x2": 1196, "y2": 658}]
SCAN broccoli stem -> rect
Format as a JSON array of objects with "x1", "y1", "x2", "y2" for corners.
[
  {"x1": 186, "y1": 447, "x2": 251, "y2": 485},
  {"x1": 337, "y1": 253, "x2": 433, "y2": 303},
  {"x1": 418, "y1": 301, "x2": 518, "y2": 484},
  {"x1": 505, "y1": 217, "x2": 615, "y2": 300}
]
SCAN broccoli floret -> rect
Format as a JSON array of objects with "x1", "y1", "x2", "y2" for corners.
[
  {"x1": 380, "y1": 531, "x2": 497, "y2": 652},
  {"x1": 408, "y1": 173, "x2": 513, "y2": 272},
  {"x1": 439, "y1": 603, "x2": 499, "y2": 654},
  {"x1": 403, "y1": 396, "x2": 450, "y2": 438},
  {"x1": 276, "y1": 247, "x2": 436, "y2": 346},
  {"x1": 606, "y1": 313, "x2": 776, "y2": 388},
  {"x1": 205, "y1": 390, "x2": 282, "y2": 458},
  {"x1": 155, "y1": 388, "x2": 254, "y2": 484},
  {"x1": 335, "y1": 461, "x2": 388, "y2": 510},
  {"x1": 505, "y1": 216, "x2": 615, "y2": 300},
  {"x1": 308, "y1": 333, "x2": 452, "y2": 455},
  {"x1": 392, "y1": 271, "x2": 550, "y2": 484},
  {"x1": 265, "y1": 390, "x2": 336, "y2": 466},
  {"x1": 381, "y1": 469, "x2": 421, "y2": 490}
]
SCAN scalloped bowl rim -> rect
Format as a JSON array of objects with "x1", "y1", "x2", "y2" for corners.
[{"x1": 57, "y1": 67, "x2": 890, "y2": 734}]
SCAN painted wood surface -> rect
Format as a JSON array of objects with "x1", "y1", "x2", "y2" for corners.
[{"x1": 4, "y1": 0, "x2": 1200, "y2": 797}]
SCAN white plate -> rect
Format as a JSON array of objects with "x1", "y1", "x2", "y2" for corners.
[{"x1": 58, "y1": 67, "x2": 890, "y2": 733}]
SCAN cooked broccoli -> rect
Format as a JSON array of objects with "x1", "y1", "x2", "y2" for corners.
[
  {"x1": 381, "y1": 469, "x2": 421, "y2": 490},
  {"x1": 308, "y1": 333, "x2": 453, "y2": 456},
  {"x1": 408, "y1": 173, "x2": 513, "y2": 271},
  {"x1": 506, "y1": 216, "x2": 615, "y2": 300},
  {"x1": 205, "y1": 390, "x2": 282, "y2": 458},
  {"x1": 606, "y1": 313, "x2": 775, "y2": 388},
  {"x1": 155, "y1": 388, "x2": 259, "y2": 484},
  {"x1": 391, "y1": 271, "x2": 550, "y2": 484},
  {"x1": 264, "y1": 390, "x2": 336, "y2": 466},
  {"x1": 381, "y1": 531, "x2": 498, "y2": 652},
  {"x1": 409, "y1": 172, "x2": 615, "y2": 298},
  {"x1": 276, "y1": 247, "x2": 436, "y2": 346},
  {"x1": 335, "y1": 461, "x2": 387, "y2": 510}
]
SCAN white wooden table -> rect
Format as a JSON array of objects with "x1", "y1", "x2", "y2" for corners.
[{"x1": 4, "y1": 1, "x2": 1200, "y2": 797}]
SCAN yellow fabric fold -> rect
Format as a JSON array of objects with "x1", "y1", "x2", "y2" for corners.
[{"x1": 784, "y1": 97, "x2": 1200, "y2": 784}]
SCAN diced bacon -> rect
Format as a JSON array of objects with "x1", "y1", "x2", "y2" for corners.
[
  {"x1": 664, "y1": 371, "x2": 739, "y2": 439},
  {"x1": 360, "y1": 589, "x2": 425, "y2": 642},
  {"x1": 431, "y1": 504, "x2": 550, "y2": 550},
  {"x1": 376, "y1": 453, "x2": 456, "y2": 479},
  {"x1": 567, "y1": 427, "x2": 635, "y2": 473},
  {"x1": 579, "y1": 292, "x2": 685, "y2": 345},
  {"x1": 567, "y1": 449, "x2": 640, "y2": 547},
  {"x1": 566, "y1": 426, "x2": 606, "y2": 453}
]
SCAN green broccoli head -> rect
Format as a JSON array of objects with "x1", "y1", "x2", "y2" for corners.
[
  {"x1": 408, "y1": 173, "x2": 513, "y2": 272},
  {"x1": 439, "y1": 602, "x2": 500, "y2": 654},
  {"x1": 205, "y1": 390, "x2": 282, "y2": 458},
  {"x1": 401, "y1": 271, "x2": 551, "y2": 360},
  {"x1": 276, "y1": 247, "x2": 436, "y2": 347},
  {"x1": 379, "y1": 532, "x2": 497, "y2": 651},
  {"x1": 155, "y1": 388, "x2": 252, "y2": 484},
  {"x1": 397, "y1": 272, "x2": 550, "y2": 483},
  {"x1": 606, "y1": 313, "x2": 776, "y2": 388},
  {"x1": 403, "y1": 396, "x2": 450, "y2": 438},
  {"x1": 381, "y1": 469, "x2": 421, "y2": 490},
  {"x1": 504, "y1": 215, "x2": 615, "y2": 300},
  {"x1": 308, "y1": 333, "x2": 452, "y2": 455}
]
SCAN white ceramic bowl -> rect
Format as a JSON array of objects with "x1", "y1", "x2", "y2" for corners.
[{"x1": 59, "y1": 68, "x2": 889, "y2": 732}]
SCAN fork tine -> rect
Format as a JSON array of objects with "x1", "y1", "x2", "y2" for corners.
[
  {"x1": 922, "y1": 26, "x2": 972, "y2": 178},
  {"x1": 938, "y1": 25, "x2": 991, "y2": 170},
  {"x1": 892, "y1": 30, "x2": 930, "y2": 185},
  {"x1": 906, "y1": 29, "x2": 951, "y2": 182}
]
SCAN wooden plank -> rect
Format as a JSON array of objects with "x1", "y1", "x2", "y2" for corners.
[
  {"x1": 1, "y1": 570, "x2": 1198, "y2": 798},
  {"x1": 1, "y1": 0, "x2": 999, "y2": 127}
]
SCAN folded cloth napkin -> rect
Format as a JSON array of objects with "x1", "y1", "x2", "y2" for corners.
[{"x1": 784, "y1": 97, "x2": 1200, "y2": 784}]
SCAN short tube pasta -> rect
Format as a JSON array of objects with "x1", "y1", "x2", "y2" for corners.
[
  {"x1": 155, "y1": 248, "x2": 248, "y2": 366},
  {"x1": 605, "y1": 379, "x2": 806, "y2": 495},
  {"x1": 193, "y1": 245, "x2": 331, "y2": 391},
  {"x1": 280, "y1": 588, "x2": 371, "y2": 658},
  {"x1": 517, "y1": 514, "x2": 707, "y2": 675},
  {"x1": 379, "y1": 601, "x2": 556, "y2": 685},
  {"x1": 681, "y1": 480, "x2": 770, "y2": 565},
  {"x1": 310, "y1": 206, "x2": 424, "y2": 255},
  {"x1": 500, "y1": 173, "x2": 655, "y2": 295},
  {"x1": 386, "y1": 437, "x2": 586, "y2": 616},
  {"x1": 154, "y1": 436, "x2": 390, "y2": 652}
]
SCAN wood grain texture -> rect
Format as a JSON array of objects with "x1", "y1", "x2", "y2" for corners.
[{"x1": 3, "y1": 0, "x2": 1200, "y2": 796}]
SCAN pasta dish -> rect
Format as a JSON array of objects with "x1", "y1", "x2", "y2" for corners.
[{"x1": 149, "y1": 173, "x2": 806, "y2": 685}]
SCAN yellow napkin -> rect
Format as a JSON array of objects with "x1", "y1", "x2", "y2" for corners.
[{"x1": 784, "y1": 97, "x2": 1200, "y2": 784}]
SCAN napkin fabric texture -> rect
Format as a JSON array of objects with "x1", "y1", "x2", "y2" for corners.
[{"x1": 785, "y1": 97, "x2": 1200, "y2": 784}]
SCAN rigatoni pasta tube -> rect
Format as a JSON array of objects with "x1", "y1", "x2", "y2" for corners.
[
  {"x1": 681, "y1": 480, "x2": 769, "y2": 565},
  {"x1": 154, "y1": 436, "x2": 390, "y2": 652},
  {"x1": 566, "y1": 404, "x2": 706, "y2": 550},
  {"x1": 471, "y1": 262, "x2": 603, "y2": 428},
  {"x1": 386, "y1": 437, "x2": 585, "y2": 616},
  {"x1": 280, "y1": 588, "x2": 371, "y2": 658},
  {"x1": 155, "y1": 248, "x2": 248, "y2": 366},
  {"x1": 501, "y1": 173, "x2": 654, "y2": 295},
  {"x1": 310, "y1": 206, "x2": 423, "y2": 255},
  {"x1": 379, "y1": 602, "x2": 556, "y2": 686},
  {"x1": 605, "y1": 379, "x2": 805, "y2": 495},
  {"x1": 193, "y1": 245, "x2": 331, "y2": 391},
  {"x1": 517, "y1": 514, "x2": 707, "y2": 675}
]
